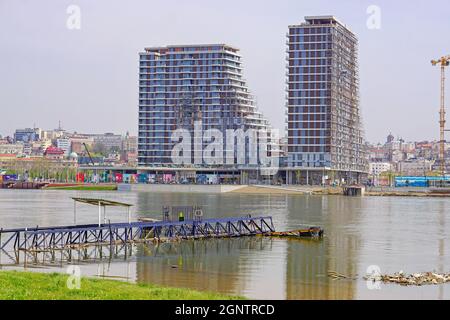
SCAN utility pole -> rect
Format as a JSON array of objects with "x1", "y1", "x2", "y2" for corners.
[{"x1": 431, "y1": 55, "x2": 450, "y2": 180}]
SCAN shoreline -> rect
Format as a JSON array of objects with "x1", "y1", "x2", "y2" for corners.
[
  {"x1": 45, "y1": 183, "x2": 118, "y2": 191},
  {"x1": 365, "y1": 191, "x2": 450, "y2": 197},
  {"x1": 3, "y1": 182, "x2": 450, "y2": 197}
]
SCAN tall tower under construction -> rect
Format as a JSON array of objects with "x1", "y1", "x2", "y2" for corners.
[{"x1": 285, "y1": 16, "x2": 367, "y2": 184}]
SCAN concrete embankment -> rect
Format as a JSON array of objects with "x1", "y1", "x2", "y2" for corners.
[
  {"x1": 126, "y1": 184, "x2": 341, "y2": 195},
  {"x1": 366, "y1": 190, "x2": 450, "y2": 197},
  {"x1": 365, "y1": 186, "x2": 450, "y2": 197},
  {"x1": 239, "y1": 186, "x2": 450, "y2": 197},
  {"x1": 231, "y1": 185, "x2": 316, "y2": 195},
  {"x1": 127, "y1": 184, "x2": 247, "y2": 194},
  {"x1": 45, "y1": 183, "x2": 118, "y2": 191},
  {"x1": 120, "y1": 184, "x2": 450, "y2": 197}
]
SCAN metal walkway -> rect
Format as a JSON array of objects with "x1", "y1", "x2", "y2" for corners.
[{"x1": 0, "y1": 216, "x2": 275, "y2": 252}]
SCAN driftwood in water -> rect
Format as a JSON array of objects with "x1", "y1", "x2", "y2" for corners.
[{"x1": 327, "y1": 271, "x2": 357, "y2": 280}]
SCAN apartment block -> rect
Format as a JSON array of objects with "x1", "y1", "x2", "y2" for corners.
[
  {"x1": 138, "y1": 44, "x2": 273, "y2": 166},
  {"x1": 286, "y1": 16, "x2": 367, "y2": 184}
]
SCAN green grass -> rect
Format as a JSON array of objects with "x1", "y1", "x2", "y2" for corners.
[
  {"x1": 45, "y1": 185, "x2": 118, "y2": 191},
  {"x1": 0, "y1": 271, "x2": 243, "y2": 300}
]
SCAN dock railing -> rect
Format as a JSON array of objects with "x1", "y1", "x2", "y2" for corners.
[{"x1": 0, "y1": 216, "x2": 275, "y2": 252}]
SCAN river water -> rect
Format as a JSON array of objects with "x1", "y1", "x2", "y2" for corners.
[{"x1": 0, "y1": 189, "x2": 448, "y2": 299}]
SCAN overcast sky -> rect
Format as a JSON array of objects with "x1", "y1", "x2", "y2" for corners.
[{"x1": 1, "y1": 0, "x2": 449, "y2": 143}]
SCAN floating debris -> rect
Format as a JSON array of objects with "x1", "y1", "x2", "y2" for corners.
[
  {"x1": 364, "y1": 271, "x2": 450, "y2": 286},
  {"x1": 264, "y1": 227, "x2": 324, "y2": 239},
  {"x1": 327, "y1": 271, "x2": 357, "y2": 280}
]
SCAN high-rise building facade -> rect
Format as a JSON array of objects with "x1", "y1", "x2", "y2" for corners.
[
  {"x1": 14, "y1": 128, "x2": 41, "y2": 143},
  {"x1": 286, "y1": 16, "x2": 367, "y2": 183},
  {"x1": 138, "y1": 44, "x2": 273, "y2": 166}
]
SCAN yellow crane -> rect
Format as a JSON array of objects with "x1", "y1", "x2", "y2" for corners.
[{"x1": 431, "y1": 55, "x2": 450, "y2": 178}]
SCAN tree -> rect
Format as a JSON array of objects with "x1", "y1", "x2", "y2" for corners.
[
  {"x1": 295, "y1": 170, "x2": 301, "y2": 185},
  {"x1": 92, "y1": 143, "x2": 107, "y2": 156}
]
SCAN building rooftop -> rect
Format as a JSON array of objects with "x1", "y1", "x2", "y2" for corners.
[
  {"x1": 44, "y1": 146, "x2": 65, "y2": 155},
  {"x1": 289, "y1": 15, "x2": 355, "y2": 36},
  {"x1": 305, "y1": 15, "x2": 342, "y2": 24},
  {"x1": 143, "y1": 44, "x2": 240, "y2": 54}
]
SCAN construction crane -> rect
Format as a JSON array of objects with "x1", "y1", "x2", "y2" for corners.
[
  {"x1": 83, "y1": 142, "x2": 98, "y2": 183},
  {"x1": 431, "y1": 55, "x2": 450, "y2": 178},
  {"x1": 83, "y1": 142, "x2": 95, "y2": 166}
]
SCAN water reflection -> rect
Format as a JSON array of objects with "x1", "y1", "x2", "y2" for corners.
[
  {"x1": 0, "y1": 244, "x2": 135, "y2": 268},
  {"x1": 136, "y1": 238, "x2": 276, "y2": 297},
  {"x1": 438, "y1": 200, "x2": 445, "y2": 300},
  {"x1": 132, "y1": 192, "x2": 362, "y2": 299},
  {"x1": 284, "y1": 196, "x2": 360, "y2": 299}
]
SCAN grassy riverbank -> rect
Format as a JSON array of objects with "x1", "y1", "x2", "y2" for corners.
[{"x1": 0, "y1": 271, "x2": 242, "y2": 300}]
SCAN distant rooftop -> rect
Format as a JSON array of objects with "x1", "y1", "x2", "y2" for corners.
[
  {"x1": 305, "y1": 15, "x2": 343, "y2": 25},
  {"x1": 289, "y1": 15, "x2": 355, "y2": 36},
  {"x1": 44, "y1": 146, "x2": 65, "y2": 155},
  {"x1": 143, "y1": 44, "x2": 240, "y2": 54}
]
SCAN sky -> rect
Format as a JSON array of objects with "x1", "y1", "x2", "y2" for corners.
[{"x1": 0, "y1": 0, "x2": 449, "y2": 144}]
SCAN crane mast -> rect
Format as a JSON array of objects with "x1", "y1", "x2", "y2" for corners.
[
  {"x1": 431, "y1": 55, "x2": 450, "y2": 179},
  {"x1": 83, "y1": 142, "x2": 98, "y2": 182}
]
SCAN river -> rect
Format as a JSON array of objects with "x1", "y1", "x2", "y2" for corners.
[{"x1": 0, "y1": 189, "x2": 448, "y2": 299}]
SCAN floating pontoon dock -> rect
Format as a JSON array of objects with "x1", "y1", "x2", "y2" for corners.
[
  {"x1": 0, "y1": 216, "x2": 276, "y2": 251},
  {"x1": 0, "y1": 198, "x2": 323, "y2": 253}
]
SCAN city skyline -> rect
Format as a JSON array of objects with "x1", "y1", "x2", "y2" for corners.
[{"x1": 1, "y1": 0, "x2": 450, "y2": 143}]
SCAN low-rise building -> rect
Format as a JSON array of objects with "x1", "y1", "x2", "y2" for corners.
[
  {"x1": 30, "y1": 141, "x2": 45, "y2": 156},
  {"x1": 0, "y1": 137, "x2": 14, "y2": 144},
  {"x1": 369, "y1": 162, "x2": 392, "y2": 176},
  {"x1": 105, "y1": 153, "x2": 121, "y2": 164},
  {"x1": 84, "y1": 133, "x2": 123, "y2": 151},
  {"x1": 44, "y1": 146, "x2": 66, "y2": 160},
  {"x1": 70, "y1": 137, "x2": 94, "y2": 154},
  {"x1": 121, "y1": 133, "x2": 137, "y2": 153},
  {"x1": 56, "y1": 139, "x2": 71, "y2": 157},
  {"x1": 391, "y1": 150, "x2": 405, "y2": 163},
  {"x1": 123, "y1": 152, "x2": 137, "y2": 166},
  {"x1": 41, "y1": 129, "x2": 65, "y2": 140},
  {"x1": 397, "y1": 159, "x2": 433, "y2": 176},
  {"x1": 39, "y1": 139, "x2": 52, "y2": 151},
  {"x1": 0, "y1": 143, "x2": 24, "y2": 154}
]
